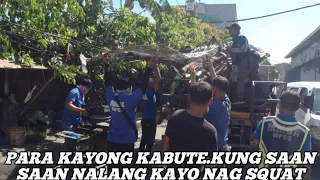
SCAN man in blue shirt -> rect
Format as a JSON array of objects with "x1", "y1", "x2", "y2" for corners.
[
  {"x1": 226, "y1": 23, "x2": 260, "y2": 105},
  {"x1": 190, "y1": 61, "x2": 231, "y2": 151},
  {"x1": 139, "y1": 63, "x2": 161, "y2": 152},
  {"x1": 252, "y1": 91, "x2": 312, "y2": 177},
  {"x1": 163, "y1": 81, "x2": 218, "y2": 169},
  {"x1": 205, "y1": 76, "x2": 231, "y2": 151},
  {"x1": 61, "y1": 78, "x2": 91, "y2": 130},
  {"x1": 61, "y1": 77, "x2": 92, "y2": 151},
  {"x1": 102, "y1": 54, "x2": 153, "y2": 174}
]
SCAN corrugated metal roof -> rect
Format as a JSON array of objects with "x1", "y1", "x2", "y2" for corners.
[{"x1": 0, "y1": 60, "x2": 48, "y2": 69}]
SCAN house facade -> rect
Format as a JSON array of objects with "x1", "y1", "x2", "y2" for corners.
[
  {"x1": 285, "y1": 26, "x2": 320, "y2": 82},
  {"x1": 180, "y1": 3, "x2": 237, "y2": 29}
]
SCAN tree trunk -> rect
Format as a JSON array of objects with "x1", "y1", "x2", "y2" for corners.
[{"x1": 124, "y1": 0, "x2": 134, "y2": 10}]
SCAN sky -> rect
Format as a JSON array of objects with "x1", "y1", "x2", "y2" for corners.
[{"x1": 113, "y1": 0, "x2": 320, "y2": 64}]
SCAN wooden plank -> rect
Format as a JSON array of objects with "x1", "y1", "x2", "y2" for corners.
[
  {"x1": 19, "y1": 77, "x2": 55, "y2": 117},
  {"x1": 96, "y1": 122, "x2": 110, "y2": 127},
  {"x1": 230, "y1": 111, "x2": 250, "y2": 119}
]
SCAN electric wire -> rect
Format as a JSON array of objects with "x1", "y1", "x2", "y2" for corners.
[
  {"x1": 0, "y1": 21, "x2": 108, "y2": 52},
  {"x1": 0, "y1": 28, "x2": 44, "y2": 52},
  {"x1": 211, "y1": 2, "x2": 320, "y2": 23},
  {"x1": 1, "y1": 2, "x2": 319, "y2": 53}
]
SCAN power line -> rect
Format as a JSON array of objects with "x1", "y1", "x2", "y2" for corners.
[
  {"x1": 0, "y1": 28, "x2": 43, "y2": 51},
  {"x1": 4, "y1": 2, "x2": 318, "y2": 52},
  {"x1": 1, "y1": 21, "x2": 108, "y2": 52},
  {"x1": 0, "y1": 28, "x2": 62, "y2": 57},
  {"x1": 254, "y1": 0, "x2": 317, "y2": 31},
  {"x1": 210, "y1": 2, "x2": 320, "y2": 23},
  {"x1": 1, "y1": 28, "x2": 39, "y2": 43},
  {"x1": 9, "y1": 38, "x2": 43, "y2": 52},
  {"x1": 175, "y1": 0, "x2": 180, "y2": 6}
]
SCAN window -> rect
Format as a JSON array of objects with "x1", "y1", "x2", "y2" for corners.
[
  {"x1": 300, "y1": 88, "x2": 308, "y2": 113},
  {"x1": 288, "y1": 87, "x2": 299, "y2": 93},
  {"x1": 313, "y1": 89, "x2": 320, "y2": 114}
]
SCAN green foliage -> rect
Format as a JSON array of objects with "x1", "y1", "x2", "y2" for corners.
[
  {"x1": 124, "y1": 0, "x2": 171, "y2": 20},
  {"x1": 105, "y1": 8, "x2": 156, "y2": 47},
  {"x1": 22, "y1": 54, "x2": 35, "y2": 67},
  {"x1": 0, "y1": 0, "x2": 223, "y2": 103},
  {"x1": 219, "y1": 29, "x2": 232, "y2": 44},
  {"x1": 48, "y1": 56, "x2": 85, "y2": 85},
  {"x1": 0, "y1": 0, "x2": 102, "y2": 84},
  {"x1": 155, "y1": 7, "x2": 222, "y2": 50}
]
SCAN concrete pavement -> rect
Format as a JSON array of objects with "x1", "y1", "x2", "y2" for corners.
[{"x1": 0, "y1": 120, "x2": 167, "y2": 179}]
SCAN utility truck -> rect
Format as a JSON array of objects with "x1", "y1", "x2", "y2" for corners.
[
  {"x1": 157, "y1": 55, "x2": 287, "y2": 151},
  {"x1": 285, "y1": 81, "x2": 320, "y2": 166}
]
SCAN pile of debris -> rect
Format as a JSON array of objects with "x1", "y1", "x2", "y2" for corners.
[{"x1": 101, "y1": 44, "x2": 270, "y2": 77}]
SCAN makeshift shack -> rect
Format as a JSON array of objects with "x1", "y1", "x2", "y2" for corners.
[{"x1": 0, "y1": 59, "x2": 73, "y2": 141}]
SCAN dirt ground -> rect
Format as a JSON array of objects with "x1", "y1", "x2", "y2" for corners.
[
  {"x1": 0, "y1": 120, "x2": 167, "y2": 179},
  {"x1": 1, "y1": 120, "x2": 319, "y2": 180}
]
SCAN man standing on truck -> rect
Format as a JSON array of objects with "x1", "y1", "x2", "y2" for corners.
[
  {"x1": 190, "y1": 60, "x2": 231, "y2": 152},
  {"x1": 139, "y1": 62, "x2": 161, "y2": 152},
  {"x1": 251, "y1": 91, "x2": 312, "y2": 178},
  {"x1": 226, "y1": 23, "x2": 260, "y2": 105},
  {"x1": 102, "y1": 54, "x2": 153, "y2": 174}
]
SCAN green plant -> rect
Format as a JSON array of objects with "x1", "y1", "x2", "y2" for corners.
[{"x1": 0, "y1": 1, "x2": 224, "y2": 103}]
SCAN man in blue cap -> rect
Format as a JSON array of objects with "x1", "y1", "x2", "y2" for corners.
[
  {"x1": 102, "y1": 54, "x2": 153, "y2": 175},
  {"x1": 226, "y1": 23, "x2": 260, "y2": 105}
]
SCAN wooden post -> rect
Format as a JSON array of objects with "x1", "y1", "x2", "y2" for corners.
[
  {"x1": 4, "y1": 69, "x2": 9, "y2": 96},
  {"x1": 19, "y1": 76, "x2": 55, "y2": 117}
]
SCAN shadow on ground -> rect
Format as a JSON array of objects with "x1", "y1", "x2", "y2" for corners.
[
  {"x1": 0, "y1": 129, "x2": 65, "y2": 180},
  {"x1": 1, "y1": 123, "x2": 166, "y2": 180}
]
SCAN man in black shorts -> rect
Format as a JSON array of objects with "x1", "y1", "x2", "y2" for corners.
[{"x1": 162, "y1": 82, "x2": 218, "y2": 177}]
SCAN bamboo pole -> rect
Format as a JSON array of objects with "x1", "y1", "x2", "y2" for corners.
[{"x1": 19, "y1": 76, "x2": 55, "y2": 117}]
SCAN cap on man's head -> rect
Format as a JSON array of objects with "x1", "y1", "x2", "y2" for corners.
[
  {"x1": 114, "y1": 77, "x2": 132, "y2": 90},
  {"x1": 226, "y1": 23, "x2": 241, "y2": 30}
]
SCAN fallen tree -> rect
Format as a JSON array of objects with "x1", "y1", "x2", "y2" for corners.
[{"x1": 86, "y1": 43, "x2": 271, "y2": 78}]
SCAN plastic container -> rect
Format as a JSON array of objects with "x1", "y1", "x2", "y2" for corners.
[
  {"x1": 9, "y1": 127, "x2": 26, "y2": 146},
  {"x1": 63, "y1": 131, "x2": 81, "y2": 139}
]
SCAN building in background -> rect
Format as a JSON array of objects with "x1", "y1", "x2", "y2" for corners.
[
  {"x1": 180, "y1": 1, "x2": 237, "y2": 29},
  {"x1": 285, "y1": 26, "x2": 320, "y2": 82}
]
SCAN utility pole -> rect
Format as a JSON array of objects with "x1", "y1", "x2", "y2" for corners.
[
  {"x1": 186, "y1": 0, "x2": 205, "y2": 18},
  {"x1": 109, "y1": 0, "x2": 113, "y2": 8},
  {"x1": 186, "y1": 0, "x2": 196, "y2": 16}
]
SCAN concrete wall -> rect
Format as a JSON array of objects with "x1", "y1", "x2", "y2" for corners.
[
  {"x1": 202, "y1": 4, "x2": 237, "y2": 27},
  {"x1": 290, "y1": 41, "x2": 320, "y2": 81},
  {"x1": 180, "y1": 4, "x2": 237, "y2": 28},
  {"x1": 275, "y1": 63, "x2": 290, "y2": 81},
  {"x1": 291, "y1": 41, "x2": 320, "y2": 67},
  {"x1": 291, "y1": 53, "x2": 302, "y2": 68},
  {"x1": 286, "y1": 68, "x2": 301, "y2": 82},
  {"x1": 300, "y1": 68, "x2": 320, "y2": 81}
]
